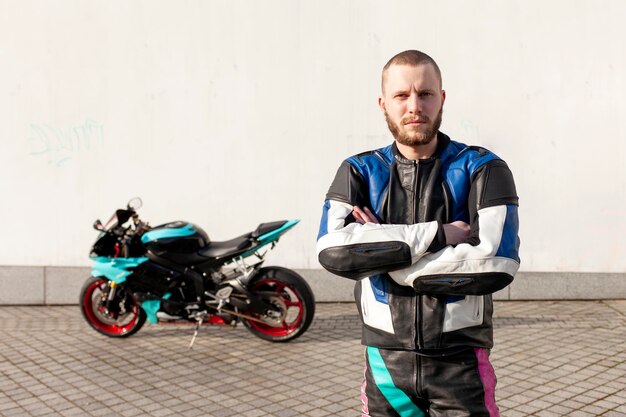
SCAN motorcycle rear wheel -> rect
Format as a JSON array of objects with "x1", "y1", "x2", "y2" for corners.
[
  {"x1": 242, "y1": 267, "x2": 315, "y2": 342},
  {"x1": 80, "y1": 276, "x2": 146, "y2": 337}
]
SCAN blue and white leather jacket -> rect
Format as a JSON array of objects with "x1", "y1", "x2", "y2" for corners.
[{"x1": 317, "y1": 132, "x2": 520, "y2": 351}]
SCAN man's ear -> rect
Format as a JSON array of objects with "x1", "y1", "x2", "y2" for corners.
[
  {"x1": 378, "y1": 96, "x2": 386, "y2": 112},
  {"x1": 441, "y1": 90, "x2": 446, "y2": 104}
]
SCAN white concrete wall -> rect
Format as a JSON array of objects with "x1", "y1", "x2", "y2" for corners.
[{"x1": 1, "y1": 1, "x2": 625, "y2": 278}]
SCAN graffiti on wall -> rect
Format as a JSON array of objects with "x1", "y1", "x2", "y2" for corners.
[{"x1": 28, "y1": 120, "x2": 104, "y2": 167}]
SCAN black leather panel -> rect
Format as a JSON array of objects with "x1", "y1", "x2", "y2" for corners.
[
  {"x1": 319, "y1": 241, "x2": 412, "y2": 280},
  {"x1": 473, "y1": 160, "x2": 519, "y2": 211},
  {"x1": 413, "y1": 273, "x2": 514, "y2": 295},
  {"x1": 326, "y1": 161, "x2": 370, "y2": 207},
  {"x1": 381, "y1": 143, "x2": 448, "y2": 226}
]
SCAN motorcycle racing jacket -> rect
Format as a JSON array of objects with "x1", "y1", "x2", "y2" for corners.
[{"x1": 316, "y1": 132, "x2": 520, "y2": 352}]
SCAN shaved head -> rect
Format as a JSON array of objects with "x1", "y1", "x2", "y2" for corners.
[{"x1": 382, "y1": 50, "x2": 442, "y2": 93}]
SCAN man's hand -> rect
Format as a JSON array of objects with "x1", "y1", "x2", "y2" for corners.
[
  {"x1": 353, "y1": 208, "x2": 469, "y2": 246},
  {"x1": 443, "y1": 221, "x2": 470, "y2": 245},
  {"x1": 353, "y1": 206, "x2": 379, "y2": 224}
]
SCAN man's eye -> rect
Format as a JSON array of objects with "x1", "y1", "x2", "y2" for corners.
[{"x1": 419, "y1": 92, "x2": 433, "y2": 98}]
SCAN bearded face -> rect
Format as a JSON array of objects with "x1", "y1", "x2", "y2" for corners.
[
  {"x1": 384, "y1": 106, "x2": 443, "y2": 147},
  {"x1": 379, "y1": 63, "x2": 445, "y2": 151}
]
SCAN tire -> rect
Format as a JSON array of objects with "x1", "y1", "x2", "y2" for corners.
[
  {"x1": 242, "y1": 267, "x2": 315, "y2": 342},
  {"x1": 80, "y1": 276, "x2": 146, "y2": 337}
]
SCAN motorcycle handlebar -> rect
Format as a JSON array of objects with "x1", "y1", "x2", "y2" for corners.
[{"x1": 93, "y1": 201, "x2": 149, "y2": 240}]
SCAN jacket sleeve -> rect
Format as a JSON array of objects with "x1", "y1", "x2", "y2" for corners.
[
  {"x1": 388, "y1": 159, "x2": 520, "y2": 295},
  {"x1": 317, "y1": 161, "x2": 446, "y2": 280}
]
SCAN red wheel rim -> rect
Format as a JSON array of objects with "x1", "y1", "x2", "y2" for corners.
[
  {"x1": 247, "y1": 279, "x2": 304, "y2": 337},
  {"x1": 83, "y1": 279, "x2": 139, "y2": 335}
]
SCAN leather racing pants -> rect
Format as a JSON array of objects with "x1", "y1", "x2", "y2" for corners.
[{"x1": 361, "y1": 347, "x2": 500, "y2": 417}]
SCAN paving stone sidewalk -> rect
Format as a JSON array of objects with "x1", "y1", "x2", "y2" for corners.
[{"x1": 0, "y1": 301, "x2": 624, "y2": 417}]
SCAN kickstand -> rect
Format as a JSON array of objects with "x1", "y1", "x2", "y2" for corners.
[{"x1": 188, "y1": 313, "x2": 206, "y2": 349}]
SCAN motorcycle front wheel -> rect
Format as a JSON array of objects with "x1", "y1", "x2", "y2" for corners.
[
  {"x1": 80, "y1": 276, "x2": 146, "y2": 337},
  {"x1": 242, "y1": 267, "x2": 315, "y2": 342}
]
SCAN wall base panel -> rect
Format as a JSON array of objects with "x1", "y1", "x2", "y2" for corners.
[{"x1": 0, "y1": 267, "x2": 623, "y2": 304}]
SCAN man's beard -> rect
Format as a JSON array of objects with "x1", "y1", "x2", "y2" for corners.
[{"x1": 384, "y1": 107, "x2": 443, "y2": 146}]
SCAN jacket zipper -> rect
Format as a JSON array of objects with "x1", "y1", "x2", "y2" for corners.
[{"x1": 412, "y1": 160, "x2": 424, "y2": 350}]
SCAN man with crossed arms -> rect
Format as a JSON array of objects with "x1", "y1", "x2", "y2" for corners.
[{"x1": 317, "y1": 50, "x2": 520, "y2": 417}]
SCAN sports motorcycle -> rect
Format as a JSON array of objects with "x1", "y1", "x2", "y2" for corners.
[{"x1": 80, "y1": 198, "x2": 315, "y2": 347}]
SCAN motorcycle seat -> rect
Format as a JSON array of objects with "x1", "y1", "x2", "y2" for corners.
[
  {"x1": 198, "y1": 233, "x2": 254, "y2": 259},
  {"x1": 251, "y1": 221, "x2": 288, "y2": 238},
  {"x1": 198, "y1": 221, "x2": 288, "y2": 260}
]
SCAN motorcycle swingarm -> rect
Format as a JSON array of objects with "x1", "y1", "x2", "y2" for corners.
[{"x1": 222, "y1": 289, "x2": 279, "y2": 316}]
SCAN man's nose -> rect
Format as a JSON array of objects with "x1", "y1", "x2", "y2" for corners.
[{"x1": 407, "y1": 93, "x2": 421, "y2": 114}]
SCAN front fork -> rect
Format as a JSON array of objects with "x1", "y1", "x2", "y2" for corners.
[
  {"x1": 106, "y1": 281, "x2": 117, "y2": 303},
  {"x1": 102, "y1": 281, "x2": 123, "y2": 318}
]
